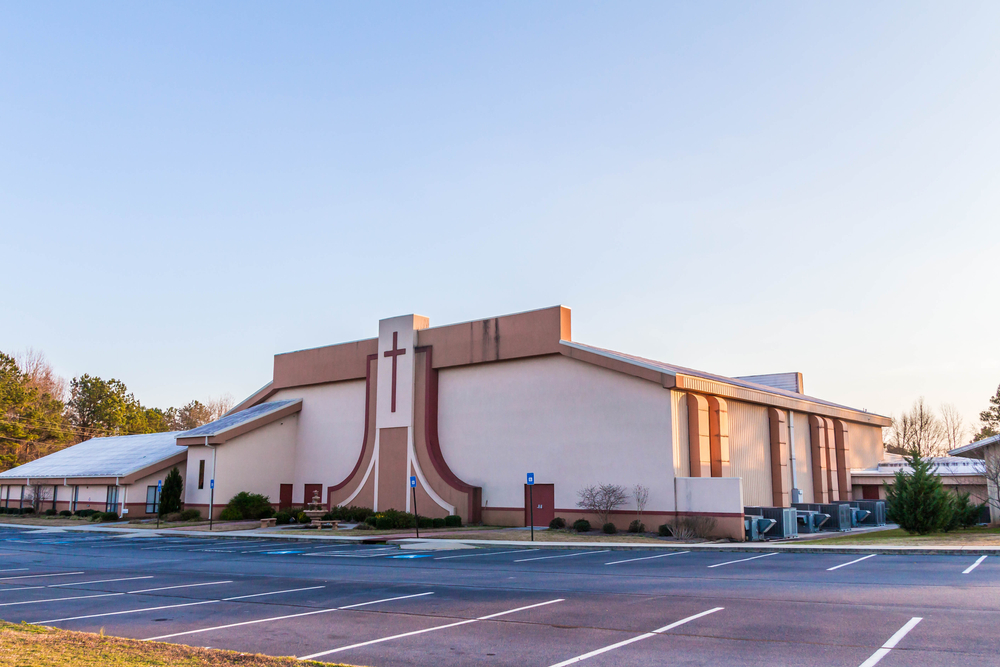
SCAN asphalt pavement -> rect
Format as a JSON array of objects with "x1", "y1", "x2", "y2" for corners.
[{"x1": 0, "y1": 526, "x2": 996, "y2": 666}]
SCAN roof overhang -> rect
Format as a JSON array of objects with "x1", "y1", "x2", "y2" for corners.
[
  {"x1": 0, "y1": 451, "x2": 189, "y2": 487},
  {"x1": 950, "y1": 434, "x2": 1000, "y2": 458},
  {"x1": 176, "y1": 399, "x2": 302, "y2": 446}
]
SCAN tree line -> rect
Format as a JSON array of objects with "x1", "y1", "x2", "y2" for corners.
[
  {"x1": 0, "y1": 348, "x2": 233, "y2": 472},
  {"x1": 885, "y1": 384, "x2": 1000, "y2": 457}
]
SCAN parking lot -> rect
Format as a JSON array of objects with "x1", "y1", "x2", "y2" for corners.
[{"x1": 0, "y1": 526, "x2": 997, "y2": 666}]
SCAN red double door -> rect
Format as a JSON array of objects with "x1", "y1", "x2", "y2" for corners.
[{"x1": 524, "y1": 484, "x2": 555, "y2": 527}]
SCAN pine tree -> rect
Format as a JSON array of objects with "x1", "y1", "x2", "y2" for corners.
[
  {"x1": 973, "y1": 384, "x2": 1000, "y2": 441},
  {"x1": 885, "y1": 450, "x2": 953, "y2": 534},
  {"x1": 158, "y1": 467, "x2": 183, "y2": 516}
]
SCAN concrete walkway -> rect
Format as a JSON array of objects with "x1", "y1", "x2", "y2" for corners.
[{"x1": 9, "y1": 522, "x2": 1000, "y2": 555}]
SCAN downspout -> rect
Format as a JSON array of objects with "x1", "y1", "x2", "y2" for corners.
[
  {"x1": 788, "y1": 410, "x2": 801, "y2": 503},
  {"x1": 206, "y1": 436, "x2": 217, "y2": 522}
]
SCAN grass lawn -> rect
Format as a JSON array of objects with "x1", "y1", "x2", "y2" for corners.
[
  {"x1": 0, "y1": 515, "x2": 95, "y2": 527},
  {"x1": 809, "y1": 525, "x2": 1000, "y2": 546},
  {"x1": 276, "y1": 525, "x2": 701, "y2": 543},
  {"x1": 0, "y1": 621, "x2": 348, "y2": 666}
]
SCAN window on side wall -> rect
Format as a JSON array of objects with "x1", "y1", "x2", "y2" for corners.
[
  {"x1": 198, "y1": 460, "x2": 205, "y2": 490},
  {"x1": 146, "y1": 485, "x2": 160, "y2": 514}
]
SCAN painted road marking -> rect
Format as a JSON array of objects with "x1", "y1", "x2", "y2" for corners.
[
  {"x1": 298, "y1": 598, "x2": 564, "y2": 660},
  {"x1": 435, "y1": 549, "x2": 538, "y2": 560},
  {"x1": 390, "y1": 554, "x2": 431, "y2": 559},
  {"x1": 605, "y1": 551, "x2": 690, "y2": 565},
  {"x1": 0, "y1": 568, "x2": 29, "y2": 573},
  {"x1": 706, "y1": 553, "x2": 777, "y2": 568},
  {"x1": 858, "y1": 617, "x2": 922, "y2": 667},
  {"x1": 144, "y1": 591, "x2": 434, "y2": 641},
  {"x1": 222, "y1": 585, "x2": 325, "y2": 601},
  {"x1": 129, "y1": 581, "x2": 232, "y2": 594},
  {"x1": 0, "y1": 592, "x2": 124, "y2": 607},
  {"x1": 547, "y1": 607, "x2": 724, "y2": 666},
  {"x1": 0, "y1": 572, "x2": 84, "y2": 581},
  {"x1": 827, "y1": 554, "x2": 877, "y2": 571},
  {"x1": 514, "y1": 551, "x2": 610, "y2": 563},
  {"x1": 299, "y1": 548, "x2": 392, "y2": 557},
  {"x1": 963, "y1": 555, "x2": 987, "y2": 574},
  {"x1": 38, "y1": 599, "x2": 219, "y2": 624},
  {"x1": 2, "y1": 576, "x2": 155, "y2": 594}
]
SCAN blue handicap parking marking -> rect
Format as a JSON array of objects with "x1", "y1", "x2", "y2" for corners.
[
  {"x1": 390, "y1": 554, "x2": 431, "y2": 559},
  {"x1": 264, "y1": 550, "x2": 304, "y2": 555}
]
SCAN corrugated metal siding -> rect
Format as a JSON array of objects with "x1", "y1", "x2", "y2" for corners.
[
  {"x1": 848, "y1": 423, "x2": 884, "y2": 469},
  {"x1": 793, "y1": 412, "x2": 814, "y2": 503},
  {"x1": 727, "y1": 400, "x2": 772, "y2": 506},
  {"x1": 673, "y1": 391, "x2": 690, "y2": 478}
]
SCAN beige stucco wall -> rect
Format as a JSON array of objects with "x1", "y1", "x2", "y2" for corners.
[
  {"x1": 727, "y1": 400, "x2": 772, "y2": 507},
  {"x1": 437, "y1": 355, "x2": 675, "y2": 513},
  {"x1": 270, "y1": 380, "x2": 366, "y2": 504},
  {"x1": 184, "y1": 416, "x2": 297, "y2": 514},
  {"x1": 847, "y1": 422, "x2": 884, "y2": 470},
  {"x1": 792, "y1": 411, "x2": 815, "y2": 503}
]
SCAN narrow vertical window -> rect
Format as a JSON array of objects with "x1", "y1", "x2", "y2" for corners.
[{"x1": 198, "y1": 460, "x2": 205, "y2": 490}]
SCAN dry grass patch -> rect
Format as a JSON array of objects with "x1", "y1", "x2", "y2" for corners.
[
  {"x1": 0, "y1": 516, "x2": 96, "y2": 527},
  {"x1": 0, "y1": 620, "x2": 350, "y2": 667},
  {"x1": 810, "y1": 525, "x2": 1000, "y2": 547}
]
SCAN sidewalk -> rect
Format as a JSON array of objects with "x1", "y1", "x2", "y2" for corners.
[{"x1": 13, "y1": 523, "x2": 1000, "y2": 555}]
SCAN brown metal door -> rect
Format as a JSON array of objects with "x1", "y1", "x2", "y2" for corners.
[
  {"x1": 524, "y1": 484, "x2": 555, "y2": 527},
  {"x1": 862, "y1": 485, "x2": 880, "y2": 500},
  {"x1": 279, "y1": 484, "x2": 293, "y2": 508}
]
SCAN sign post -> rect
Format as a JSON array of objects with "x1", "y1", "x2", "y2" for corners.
[
  {"x1": 209, "y1": 479, "x2": 215, "y2": 531},
  {"x1": 156, "y1": 479, "x2": 162, "y2": 529},
  {"x1": 527, "y1": 473, "x2": 535, "y2": 542},
  {"x1": 410, "y1": 476, "x2": 419, "y2": 539}
]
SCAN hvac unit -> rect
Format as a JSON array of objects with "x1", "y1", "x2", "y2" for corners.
[
  {"x1": 744, "y1": 506, "x2": 798, "y2": 539},
  {"x1": 744, "y1": 515, "x2": 775, "y2": 541},
  {"x1": 792, "y1": 505, "x2": 830, "y2": 533},
  {"x1": 849, "y1": 500, "x2": 886, "y2": 526}
]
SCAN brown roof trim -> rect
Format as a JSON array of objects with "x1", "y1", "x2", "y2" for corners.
[
  {"x1": 229, "y1": 382, "x2": 278, "y2": 415},
  {"x1": 559, "y1": 343, "x2": 676, "y2": 388},
  {"x1": 176, "y1": 400, "x2": 302, "y2": 446},
  {"x1": 0, "y1": 453, "x2": 189, "y2": 487}
]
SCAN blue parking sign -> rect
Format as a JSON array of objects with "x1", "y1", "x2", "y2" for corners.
[
  {"x1": 210, "y1": 479, "x2": 214, "y2": 490},
  {"x1": 527, "y1": 473, "x2": 534, "y2": 485},
  {"x1": 410, "y1": 476, "x2": 417, "y2": 488}
]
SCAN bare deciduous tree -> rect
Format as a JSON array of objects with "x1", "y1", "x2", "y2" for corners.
[
  {"x1": 886, "y1": 398, "x2": 947, "y2": 457},
  {"x1": 940, "y1": 403, "x2": 968, "y2": 451},
  {"x1": 577, "y1": 483, "x2": 628, "y2": 526},
  {"x1": 206, "y1": 393, "x2": 236, "y2": 421},
  {"x1": 632, "y1": 484, "x2": 649, "y2": 523},
  {"x1": 15, "y1": 348, "x2": 67, "y2": 401}
]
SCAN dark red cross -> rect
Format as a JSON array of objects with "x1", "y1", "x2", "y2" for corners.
[{"x1": 383, "y1": 331, "x2": 406, "y2": 413}]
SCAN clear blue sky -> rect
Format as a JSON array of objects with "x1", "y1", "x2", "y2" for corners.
[{"x1": 2, "y1": 2, "x2": 999, "y2": 433}]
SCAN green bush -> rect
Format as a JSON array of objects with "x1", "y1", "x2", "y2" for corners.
[
  {"x1": 943, "y1": 491, "x2": 985, "y2": 531},
  {"x1": 572, "y1": 519, "x2": 591, "y2": 532},
  {"x1": 417, "y1": 517, "x2": 433, "y2": 528},
  {"x1": 658, "y1": 523, "x2": 673, "y2": 537},
  {"x1": 21, "y1": 507, "x2": 34, "y2": 514},
  {"x1": 375, "y1": 516, "x2": 393, "y2": 530},
  {"x1": 444, "y1": 515, "x2": 462, "y2": 527},
  {"x1": 627, "y1": 520, "x2": 645, "y2": 533},
  {"x1": 886, "y1": 451, "x2": 954, "y2": 535},
  {"x1": 364, "y1": 515, "x2": 377, "y2": 527},
  {"x1": 431, "y1": 517, "x2": 445, "y2": 528},
  {"x1": 220, "y1": 492, "x2": 275, "y2": 521},
  {"x1": 97, "y1": 511, "x2": 120, "y2": 522},
  {"x1": 602, "y1": 522, "x2": 617, "y2": 534},
  {"x1": 354, "y1": 522, "x2": 374, "y2": 531},
  {"x1": 44, "y1": 509, "x2": 57, "y2": 516},
  {"x1": 75, "y1": 509, "x2": 97, "y2": 517},
  {"x1": 179, "y1": 509, "x2": 202, "y2": 521},
  {"x1": 549, "y1": 517, "x2": 567, "y2": 529},
  {"x1": 58, "y1": 510, "x2": 72, "y2": 517},
  {"x1": 158, "y1": 467, "x2": 183, "y2": 516},
  {"x1": 275, "y1": 511, "x2": 292, "y2": 525},
  {"x1": 296, "y1": 511, "x2": 309, "y2": 524}
]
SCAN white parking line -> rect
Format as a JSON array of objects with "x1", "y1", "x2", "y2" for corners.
[
  {"x1": 706, "y1": 553, "x2": 777, "y2": 568},
  {"x1": 0, "y1": 568, "x2": 28, "y2": 573},
  {"x1": 514, "y1": 550, "x2": 610, "y2": 563},
  {"x1": 3, "y1": 577, "x2": 154, "y2": 593},
  {"x1": 144, "y1": 591, "x2": 434, "y2": 641},
  {"x1": 0, "y1": 592, "x2": 124, "y2": 607},
  {"x1": 605, "y1": 551, "x2": 689, "y2": 565},
  {"x1": 858, "y1": 617, "x2": 922, "y2": 667},
  {"x1": 222, "y1": 585, "x2": 325, "y2": 601},
  {"x1": 963, "y1": 555, "x2": 987, "y2": 574},
  {"x1": 547, "y1": 607, "x2": 724, "y2": 666},
  {"x1": 435, "y1": 549, "x2": 538, "y2": 560},
  {"x1": 827, "y1": 554, "x2": 877, "y2": 571},
  {"x1": 298, "y1": 598, "x2": 563, "y2": 660},
  {"x1": 38, "y1": 599, "x2": 219, "y2": 624},
  {"x1": 129, "y1": 581, "x2": 232, "y2": 594},
  {"x1": 0, "y1": 571, "x2": 84, "y2": 581}
]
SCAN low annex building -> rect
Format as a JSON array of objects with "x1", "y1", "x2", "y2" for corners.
[
  {"x1": 0, "y1": 306, "x2": 891, "y2": 539},
  {"x1": 0, "y1": 432, "x2": 187, "y2": 517}
]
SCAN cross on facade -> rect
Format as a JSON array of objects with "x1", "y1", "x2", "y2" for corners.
[{"x1": 383, "y1": 331, "x2": 406, "y2": 413}]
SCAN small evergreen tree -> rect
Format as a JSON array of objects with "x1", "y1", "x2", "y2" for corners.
[
  {"x1": 885, "y1": 450, "x2": 953, "y2": 535},
  {"x1": 158, "y1": 467, "x2": 183, "y2": 516}
]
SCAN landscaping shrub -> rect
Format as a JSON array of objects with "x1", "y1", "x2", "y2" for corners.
[
  {"x1": 0, "y1": 508, "x2": 6, "y2": 514},
  {"x1": 444, "y1": 515, "x2": 462, "y2": 527},
  {"x1": 163, "y1": 512, "x2": 184, "y2": 522},
  {"x1": 179, "y1": 509, "x2": 202, "y2": 521},
  {"x1": 943, "y1": 491, "x2": 986, "y2": 531},
  {"x1": 44, "y1": 509, "x2": 57, "y2": 516},
  {"x1": 602, "y1": 522, "x2": 617, "y2": 534},
  {"x1": 74, "y1": 509, "x2": 97, "y2": 518},
  {"x1": 549, "y1": 517, "x2": 567, "y2": 529},
  {"x1": 219, "y1": 492, "x2": 275, "y2": 521},
  {"x1": 431, "y1": 517, "x2": 445, "y2": 528},
  {"x1": 296, "y1": 511, "x2": 309, "y2": 524},
  {"x1": 354, "y1": 522, "x2": 374, "y2": 531},
  {"x1": 97, "y1": 511, "x2": 119, "y2": 522},
  {"x1": 658, "y1": 523, "x2": 673, "y2": 537},
  {"x1": 418, "y1": 517, "x2": 433, "y2": 528},
  {"x1": 58, "y1": 510, "x2": 72, "y2": 517},
  {"x1": 274, "y1": 511, "x2": 292, "y2": 525},
  {"x1": 627, "y1": 520, "x2": 645, "y2": 533},
  {"x1": 374, "y1": 516, "x2": 393, "y2": 529},
  {"x1": 365, "y1": 515, "x2": 378, "y2": 527},
  {"x1": 20, "y1": 507, "x2": 34, "y2": 514},
  {"x1": 158, "y1": 467, "x2": 183, "y2": 516},
  {"x1": 346, "y1": 506, "x2": 374, "y2": 523},
  {"x1": 886, "y1": 450, "x2": 953, "y2": 535},
  {"x1": 572, "y1": 519, "x2": 591, "y2": 533}
]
